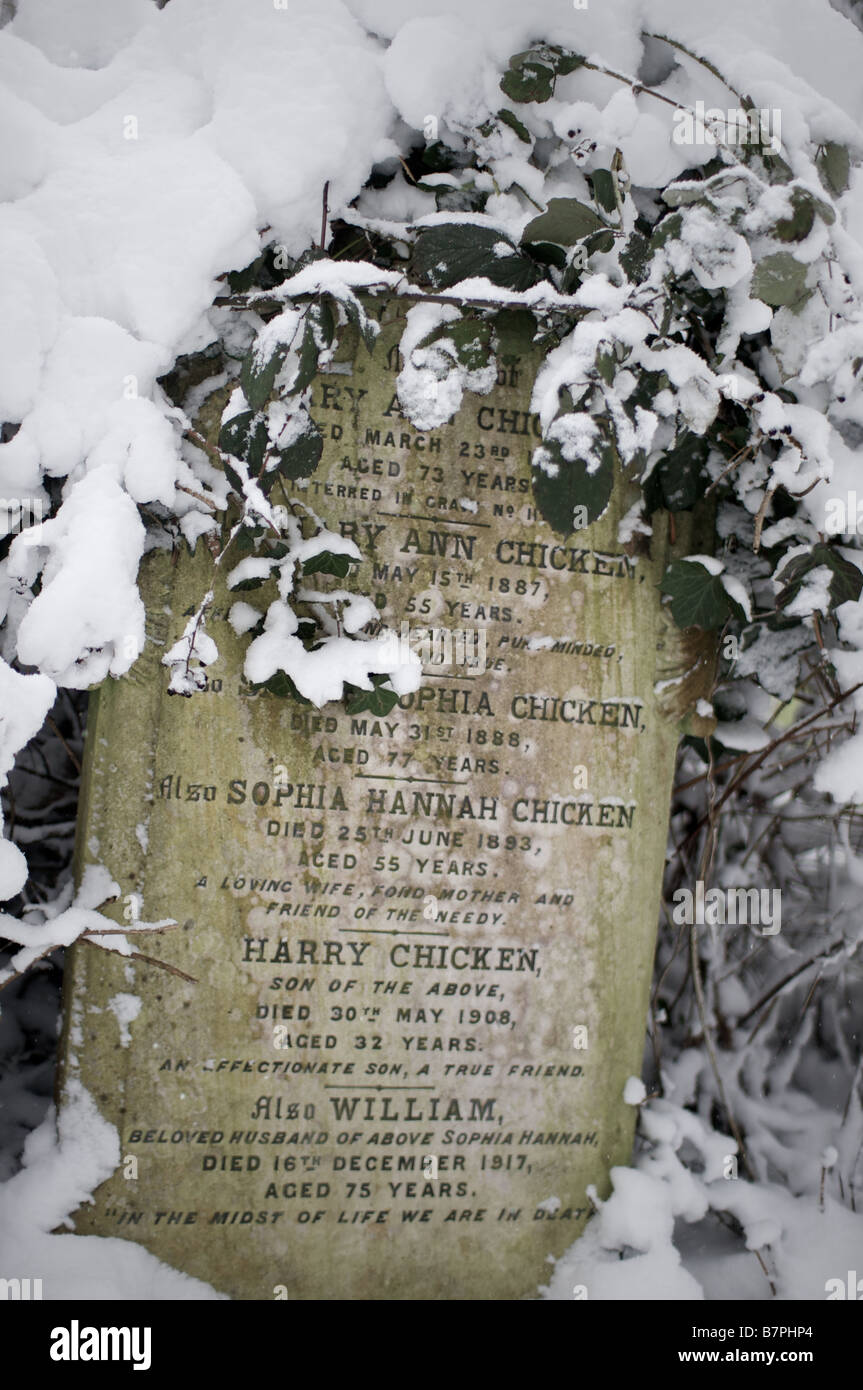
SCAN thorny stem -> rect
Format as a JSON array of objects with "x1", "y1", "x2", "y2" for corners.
[{"x1": 643, "y1": 32, "x2": 745, "y2": 105}]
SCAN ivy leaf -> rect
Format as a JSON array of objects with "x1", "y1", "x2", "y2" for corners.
[
  {"x1": 345, "y1": 675, "x2": 400, "y2": 717},
  {"x1": 412, "y1": 224, "x2": 542, "y2": 291},
  {"x1": 266, "y1": 540, "x2": 291, "y2": 559},
  {"x1": 590, "y1": 169, "x2": 617, "y2": 214},
  {"x1": 302, "y1": 550, "x2": 359, "y2": 578},
  {"x1": 662, "y1": 559, "x2": 736, "y2": 629},
  {"x1": 497, "y1": 108, "x2": 532, "y2": 142},
  {"x1": 816, "y1": 142, "x2": 850, "y2": 196},
  {"x1": 531, "y1": 434, "x2": 614, "y2": 535},
  {"x1": 254, "y1": 670, "x2": 312, "y2": 704},
  {"x1": 500, "y1": 57, "x2": 555, "y2": 104},
  {"x1": 521, "y1": 198, "x2": 606, "y2": 246},
  {"x1": 776, "y1": 543, "x2": 863, "y2": 612},
  {"x1": 751, "y1": 252, "x2": 809, "y2": 308},
  {"x1": 231, "y1": 574, "x2": 267, "y2": 592},
  {"x1": 644, "y1": 435, "x2": 710, "y2": 513}
]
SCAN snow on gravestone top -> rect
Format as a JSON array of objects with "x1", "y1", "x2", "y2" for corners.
[{"x1": 57, "y1": 302, "x2": 702, "y2": 1299}]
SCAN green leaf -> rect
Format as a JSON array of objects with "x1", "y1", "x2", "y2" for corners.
[
  {"x1": 293, "y1": 319, "x2": 320, "y2": 395},
  {"x1": 302, "y1": 549, "x2": 359, "y2": 578},
  {"x1": 751, "y1": 252, "x2": 809, "y2": 308},
  {"x1": 339, "y1": 291, "x2": 380, "y2": 351},
  {"x1": 770, "y1": 186, "x2": 833, "y2": 242},
  {"x1": 596, "y1": 350, "x2": 615, "y2": 386},
  {"x1": 776, "y1": 543, "x2": 863, "y2": 612},
  {"x1": 422, "y1": 317, "x2": 493, "y2": 372},
  {"x1": 582, "y1": 228, "x2": 615, "y2": 258},
  {"x1": 521, "y1": 198, "x2": 606, "y2": 246},
  {"x1": 231, "y1": 574, "x2": 266, "y2": 592},
  {"x1": 550, "y1": 49, "x2": 586, "y2": 75},
  {"x1": 265, "y1": 540, "x2": 291, "y2": 559},
  {"x1": 817, "y1": 142, "x2": 850, "y2": 197},
  {"x1": 759, "y1": 150, "x2": 794, "y2": 184},
  {"x1": 451, "y1": 318, "x2": 492, "y2": 371},
  {"x1": 531, "y1": 434, "x2": 614, "y2": 535},
  {"x1": 619, "y1": 229, "x2": 651, "y2": 284},
  {"x1": 493, "y1": 308, "x2": 537, "y2": 361},
  {"x1": 412, "y1": 224, "x2": 543, "y2": 291},
  {"x1": 651, "y1": 211, "x2": 683, "y2": 249},
  {"x1": 345, "y1": 675, "x2": 400, "y2": 717},
  {"x1": 219, "y1": 409, "x2": 267, "y2": 472},
  {"x1": 254, "y1": 670, "x2": 312, "y2": 704},
  {"x1": 500, "y1": 58, "x2": 555, "y2": 104},
  {"x1": 662, "y1": 559, "x2": 733, "y2": 629},
  {"x1": 241, "y1": 338, "x2": 291, "y2": 413},
  {"x1": 292, "y1": 298, "x2": 335, "y2": 394},
  {"x1": 497, "y1": 108, "x2": 531, "y2": 142},
  {"x1": 590, "y1": 169, "x2": 617, "y2": 214},
  {"x1": 528, "y1": 241, "x2": 567, "y2": 271},
  {"x1": 644, "y1": 435, "x2": 710, "y2": 514},
  {"x1": 662, "y1": 183, "x2": 710, "y2": 208},
  {"x1": 771, "y1": 187, "x2": 813, "y2": 242},
  {"x1": 276, "y1": 422, "x2": 323, "y2": 480},
  {"x1": 227, "y1": 252, "x2": 269, "y2": 295}
]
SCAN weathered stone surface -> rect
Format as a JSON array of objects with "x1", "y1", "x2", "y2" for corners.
[{"x1": 59, "y1": 305, "x2": 694, "y2": 1299}]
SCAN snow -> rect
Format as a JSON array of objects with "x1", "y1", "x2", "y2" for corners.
[
  {"x1": 0, "y1": 1081, "x2": 223, "y2": 1300},
  {"x1": 244, "y1": 599, "x2": 421, "y2": 708},
  {"x1": 383, "y1": 17, "x2": 488, "y2": 133},
  {"x1": 624, "y1": 1076, "x2": 647, "y2": 1106},
  {"x1": 11, "y1": 468, "x2": 146, "y2": 688},
  {"x1": 106, "y1": 992, "x2": 140, "y2": 1048},
  {"x1": 396, "y1": 301, "x2": 497, "y2": 431},
  {"x1": 2, "y1": 0, "x2": 863, "y2": 1305}
]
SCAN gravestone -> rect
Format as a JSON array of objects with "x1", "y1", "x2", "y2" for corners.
[{"x1": 58, "y1": 302, "x2": 700, "y2": 1299}]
